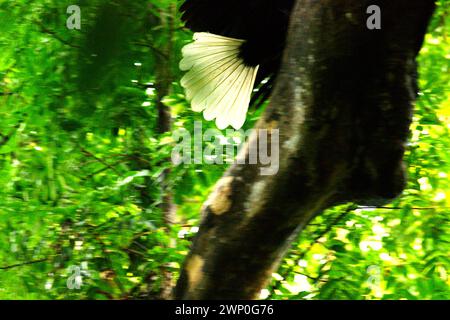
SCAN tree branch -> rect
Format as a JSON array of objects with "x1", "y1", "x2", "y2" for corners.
[
  {"x1": 35, "y1": 21, "x2": 81, "y2": 49},
  {"x1": 0, "y1": 259, "x2": 48, "y2": 270}
]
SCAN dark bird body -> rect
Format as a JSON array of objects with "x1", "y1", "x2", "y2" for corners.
[
  {"x1": 181, "y1": 0, "x2": 295, "y2": 82},
  {"x1": 179, "y1": 0, "x2": 296, "y2": 129}
]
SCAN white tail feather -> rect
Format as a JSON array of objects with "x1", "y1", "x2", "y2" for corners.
[{"x1": 180, "y1": 32, "x2": 259, "y2": 130}]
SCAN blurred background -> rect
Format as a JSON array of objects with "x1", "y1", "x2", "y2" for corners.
[{"x1": 0, "y1": 0, "x2": 448, "y2": 299}]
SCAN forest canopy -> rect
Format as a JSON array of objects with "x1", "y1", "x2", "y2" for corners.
[{"x1": 0, "y1": 0, "x2": 449, "y2": 300}]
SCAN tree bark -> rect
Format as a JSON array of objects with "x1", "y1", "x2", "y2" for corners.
[
  {"x1": 174, "y1": 0, "x2": 436, "y2": 300},
  {"x1": 155, "y1": 3, "x2": 177, "y2": 300}
]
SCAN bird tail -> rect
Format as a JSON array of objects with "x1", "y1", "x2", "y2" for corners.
[{"x1": 180, "y1": 32, "x2": 259, "y2": 130}]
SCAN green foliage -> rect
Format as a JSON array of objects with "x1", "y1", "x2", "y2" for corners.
[{"x1": 0, "y1": 0, "x2": 448, "y2": 300}]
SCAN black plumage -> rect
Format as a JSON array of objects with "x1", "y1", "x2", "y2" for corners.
[
  {"x1": 179, "y1": 0, "x2": 295, "y2": 129},
  {"x1": 181, "y1": 0, "x2": 295, "y2": 86}
]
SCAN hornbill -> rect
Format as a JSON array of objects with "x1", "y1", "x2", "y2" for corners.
[{"x1": 179, "y1": 0, "x2": 296, "y2": 129}]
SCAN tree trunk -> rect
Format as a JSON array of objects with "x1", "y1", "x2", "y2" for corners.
[
  {"x1": 174, "y1": 0, "x2": 436, "y2": 300},
  {"x1": 155, "y1": 3, "x2": 177, "y2": 300}
]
